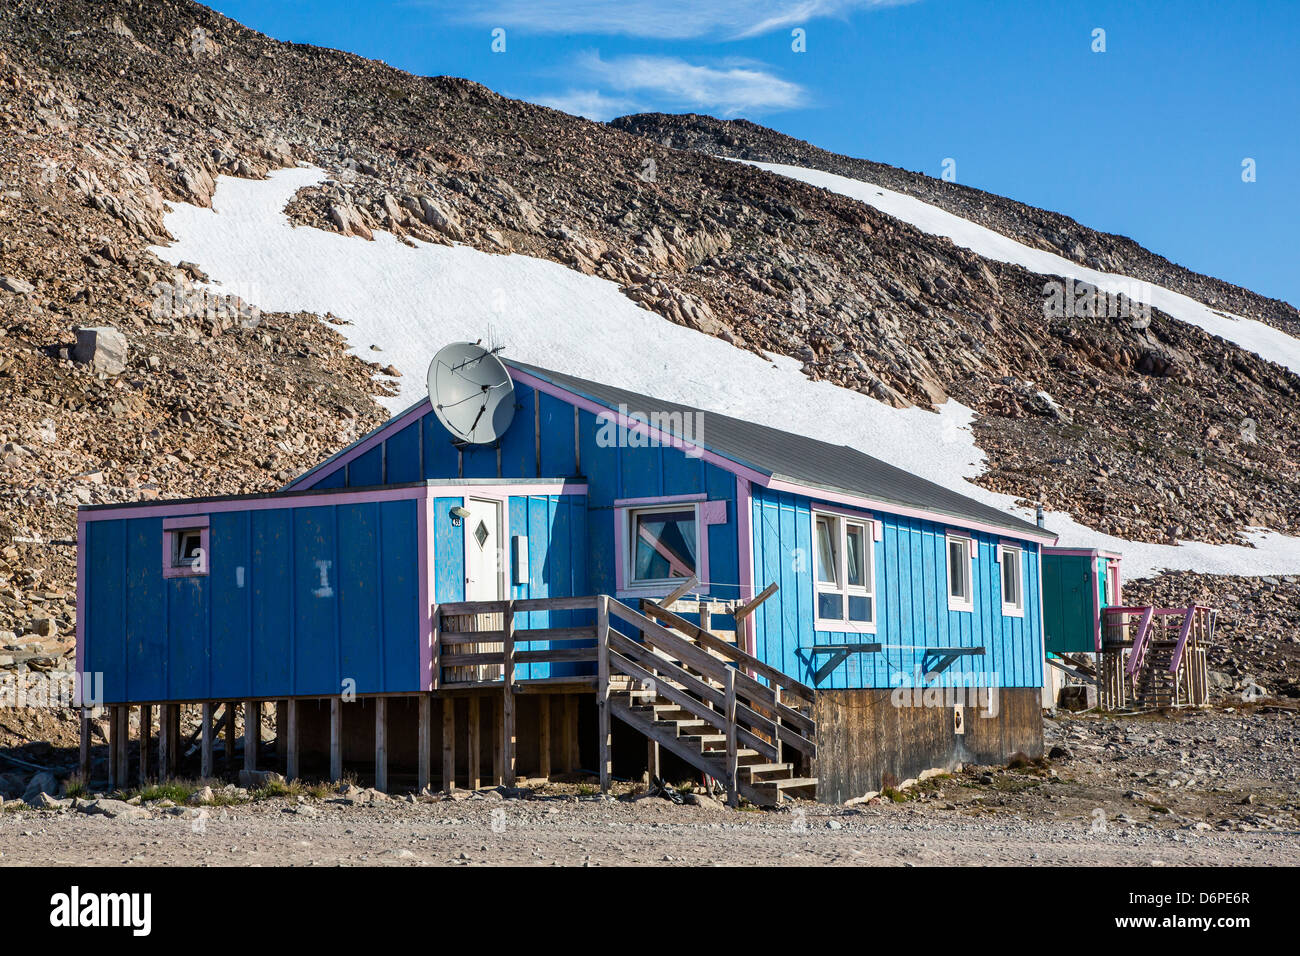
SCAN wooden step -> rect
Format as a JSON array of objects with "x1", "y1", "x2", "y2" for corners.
[
  {"x1": 740, "y1": 762, "x2": 795, "y2": 781},
  {"x1": 653, "y1": 718, "x2": 710, "y2": 733}
]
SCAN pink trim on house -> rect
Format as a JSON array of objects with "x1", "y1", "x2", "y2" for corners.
[
  {"x1": 613, "y1": 493, "x2": 706, "y2": 508},
  {"x1": 614, "y1": 499, "x2": 711, "y2": 598},
  {"x1": 163, "y1": 515, "x2": 209, "y2": 531},
  {"x1": 75, "y1": 516, "x2": 86, "y2": 678},
  {"x1": 162, "y1": 525, "x2": 210, "y2": 579},
  {"x1": 768, "y1": 478, "x2": 1058, "y2": 544},
  {"x1": 441, "y1": 482, "x2": 587, "y2": 499},
  {"x1": 418, "y1": 493, "x2": 432, "y2": 691},
  {"x1": 735, "y1": 477, "x2": 755, "y2": 657},
  {"x1": 1044, "y1": 547, "x2": 1123, "y2": 559},
  {"x1": 699, "y1": 499, "x2": 727, "y2": 526},
  {"x1": 284, "y1": 398, "x2": 433, "y2": 491},
  {"x1": 80, "y1": 486, "x2": 429, "y2": 523}
]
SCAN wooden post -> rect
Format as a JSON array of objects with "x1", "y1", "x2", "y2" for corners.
[
  {"x1": 107, "y1": 706, "x2": 120, "y2": 790},
  {"x1": 699, "y1": 601, "x2": 712, "y2": 637},
  {"x1": 169, "y1": 705, "x2": 180, "y2": 775},
  {"x1": 502, "y1": 601, "x2": 516, "y2": 787},
  {"x1": 275, "y1": 701, "x2": 287, "y2": 765},
  {"x1": 285, "y1": 699, "x2": 300, "y2": 782},
  {"x1": 491, "y1": 698, "x2": 503, "y2": 786},
  {"x1": 417, "y1": 694, "x2": 431, "y2": 792},
  {"x1": 773, "y1": 686, "x2": 784, "y2": 767},
  {"x1": 223, "y1": 701, "x2": 236, "y2": 770},
  {"x1": 374, "y1": 697, "x2": 388, "y2": 793},
  {"x1": 78, "y1": 709, "x2": 91, "y2": 784},
  {"x1": 468, "y1": 695, "x2": 481, "y2": 790},
  {"x1": 116, "y1": 706, "x2": 130, "y2": 790},
  {"x1": 442, "y1": 697, "x2": 456, "y2": 792},
  {"x1": 138, "y1": 703, "x2": 152, "y2": 787},
  {"x1": 200, "y1": 702, "x2": 214, "y2": 779},
  {"x1": 158, "y1": 704, "x2": 172, "y2": 783},
  {"x1": 431, "y1": 602, "x2": 441, "y2": 692},
  {"x1": 538, "y1": 695, "x2": 551, "y2": 781},
  {"x1": 647, "y1": 738, "x2": 660, "y2": 782},
  {"x1": 562, "y1": 694, "x2": 576, "y2": 773},
  {"x1": 724, "y1": 667, "x2": 738, "y2": 809},
  {"x1": 329, "y1": 697, "x2": 343, "y2": 783},
  {"x1": 597, "y1": 595, "x2": 611, "y2": 793},
  {"x1": 243, "y1": 700, "x2": 258, "y2": 773}
]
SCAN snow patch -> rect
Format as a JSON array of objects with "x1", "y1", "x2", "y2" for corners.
[{"x1": 149, "y1": 165, "x2": 1300, "y2": 579}]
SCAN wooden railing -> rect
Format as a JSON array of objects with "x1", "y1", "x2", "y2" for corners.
[{"x1": 434, "y1": 596, "x2": 601, "y2": 689}]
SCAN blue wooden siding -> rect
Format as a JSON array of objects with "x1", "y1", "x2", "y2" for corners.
[
  {"x1": 301, "y1": 382, "x2": 545, "y2": 490},
  {"x1": 750, "y1": 486, "x2": 1043, "y2": 690},
  {"x1": 82, "y1": 498, "x2": 422, "y2": 704}
]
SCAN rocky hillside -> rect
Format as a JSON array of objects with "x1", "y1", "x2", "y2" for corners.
[
  {"x1": 0, "y1": 0, "x2": 1297, "y2": 693},
  {"x1": 611, "y1": 113, "x2": 1300, "y2": 336}
]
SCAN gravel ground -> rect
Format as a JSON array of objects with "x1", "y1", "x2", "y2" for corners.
[{"x1": 1, "y1": 707, "x2": 1296, "y2": 867}]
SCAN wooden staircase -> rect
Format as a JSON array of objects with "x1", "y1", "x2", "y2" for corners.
[
  {"x1": 597, "y1": 593, "x2": 820, "y2": 807},
  {"x1": 610, "y1": 688, "x2": 818, "y2": 805},
  {"x1": 1133, "y1": 641, "x2": 1178, "y2": 709},
  {"x1": 1100, "y1": 604, "x2": 1214, "y2": 711}
]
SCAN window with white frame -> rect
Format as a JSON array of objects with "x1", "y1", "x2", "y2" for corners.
[
  {"x1": 946, "y1": 533, "x2": 974, "y2": 611},
  {"x1": 999, "y1": 544, "x2": 1024, "y2": 616},
  {"x1": 813, "y1": 511, "x2": 875, "y2": 628},
  {"x1": 626, "y1": 504, "x2": 698, "y2": 587}
]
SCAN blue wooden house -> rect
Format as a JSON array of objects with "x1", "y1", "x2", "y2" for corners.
[{"x1": 77, "y1": 352, "x2": 1057, "y2": 803}]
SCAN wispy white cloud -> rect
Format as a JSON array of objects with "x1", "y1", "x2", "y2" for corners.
[
  {"x1": 530, "y1": 52, "x2": 807, "y2": 120},
  {"x1": 425, "y1": 0, "x2": 914, "y2": 40},
  {"x1": 530, "y1": 88, "x2": 638, "y2": 121}
]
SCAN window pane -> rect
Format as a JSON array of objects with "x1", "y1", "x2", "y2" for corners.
[
  {"x1": 633, "y1": 509, "x2": 696, "y2": 581},
  {"x1": 949, "y1": 540, "x2": 968, "y2": 599},
  {"x1": 848, "y1": 595, "x2": 872, "y2": 623},
  {"x1": 846, "y1": 525, "x2": 865, "y2": 588},
  {"x1": 818, "y1": 591, "x2": 843, "y2": 620},
  {"x1": 815, "y1": 516, "x2": 839, "y2": 586},
  {"x1": 174, "y1": 531, "x2": 203, "y2": 567},
  {"x1": 1002, "y1": 550, "x2": 1021, "y2": 606}
]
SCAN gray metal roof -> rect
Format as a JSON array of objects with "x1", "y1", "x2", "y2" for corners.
[{"x1": 506, "y1": 359, "x2": 1052, "y2": 541}]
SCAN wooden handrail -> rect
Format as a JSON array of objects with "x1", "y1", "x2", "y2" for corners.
[
  {"x1": 607, "y1": 598, "x2": 816, "y2": 757},
  {"x1": 1167, "y1": 604, "x2": 1199, "y2": 675},
  {"x1": 1125, "y1": 606, "x2": 1156, "y2": 677},
  {"x1": 641, "y1": 600, "x2": 816, "y2": 704}
]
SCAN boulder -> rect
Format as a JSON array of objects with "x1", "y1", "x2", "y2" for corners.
[
  {"x1": 72, "y1": 326, "x2": 128, "y2": 375},
  {"x1": 238, "y1": 769, "x2": 285, "y2": 788},
  {"x1": 81, "y1": 798, "x2": 150, "y2": 819},
  {"x1": 22, "y1": 770, "x2": 59, "y2": 802}
]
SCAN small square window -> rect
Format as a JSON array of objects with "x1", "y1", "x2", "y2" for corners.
[{"x1": 164, "y1": 525, "x2": 208, "y2": 578}]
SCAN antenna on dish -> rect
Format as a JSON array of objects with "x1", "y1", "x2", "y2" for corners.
[{"x1": 427, "y1": 341, "x2": 516, "y2": 445}]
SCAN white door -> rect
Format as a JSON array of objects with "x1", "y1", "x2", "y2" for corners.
[
  {"x1": 464, "y1": 497, "x2": 503, "y2": 602},
  {"x1": 463, "y1": 497, "x2": 504, "y2": 681}
]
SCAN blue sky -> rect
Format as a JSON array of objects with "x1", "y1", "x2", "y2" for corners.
[{"x1": 207, "y1": 0, "x2": 1299, "y2": 306}]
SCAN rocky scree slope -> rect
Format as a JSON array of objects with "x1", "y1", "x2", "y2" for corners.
[{"x1": 611, "y1": 112, "x2": 1300, "y2": 337}]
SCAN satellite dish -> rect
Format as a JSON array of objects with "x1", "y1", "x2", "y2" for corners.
[{"x1": 427, "y1": 342, "x2": 516, "y2": 444}]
